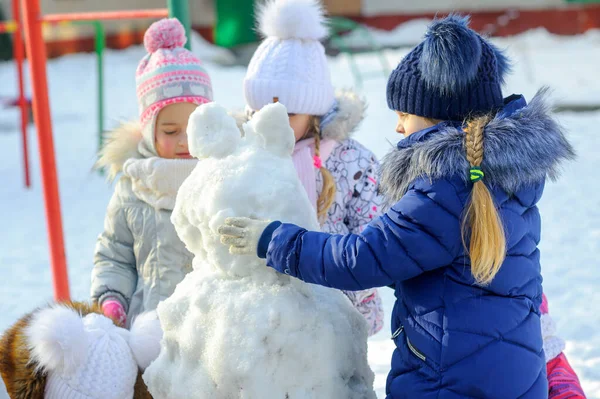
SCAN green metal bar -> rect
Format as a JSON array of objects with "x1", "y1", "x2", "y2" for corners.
[
  {"x1": 71, "y1": 20, "x2": 106, "y2": 155},
  {"x1": 167, "y1": 0, "x2": 191, "y2": 50},
  {"x1": 94, "y1": 21, "x2": 105, "y2": 154},
  {"x1": 213, "y1": 0, "x2": 257, "y2": 47}
]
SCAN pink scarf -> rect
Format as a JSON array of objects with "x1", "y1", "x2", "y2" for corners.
[{"x1": 292, "y1": 137, "x2": 337, "y2": 210}]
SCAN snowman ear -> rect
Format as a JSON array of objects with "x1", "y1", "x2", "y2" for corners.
[
  {"x1": 128, "y1": 311, "x2": 163, "y2": 370},
  {"x1": 25, "y1": 305, "x2": 88, "y2": 374},
  {"x1": 250, "y1": 102, "x2": 295, "y2": 156}
]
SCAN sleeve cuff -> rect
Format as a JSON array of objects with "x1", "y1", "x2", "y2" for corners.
[
  {"x1": 257, "y1": 221, "x2": 282, "y2": 259},
  {"x1": 98, "y1": 291, "x2": 129, "y2": 312}
]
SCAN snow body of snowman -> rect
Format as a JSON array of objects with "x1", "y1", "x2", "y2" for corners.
[{"x1": 143, "y1": 102, "x2": 375, "y2": 399}]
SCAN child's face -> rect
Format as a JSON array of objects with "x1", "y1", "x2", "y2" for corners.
[
  {"x1": 155, "y1": 102, "x2": 198, "y2": 159},
  {"x1": 288, "y1": 113, "x2": 312, "y2": 142},
  {"x1": 395, "y1": 111, "x2": 438, "y2": 137}
]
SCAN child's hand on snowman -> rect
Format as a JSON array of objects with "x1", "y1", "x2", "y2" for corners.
[{"x1": 218, "y1": 217, "x2": 271, "y2": 255}]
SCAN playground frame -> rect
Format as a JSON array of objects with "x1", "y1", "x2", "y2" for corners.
[{"x1": 11, "y1": 0, "x2": 191, "y2": 301}]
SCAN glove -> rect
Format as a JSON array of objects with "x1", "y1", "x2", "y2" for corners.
[
  {"x1": 102, "y1": 298, "x2": 127, "y2": 327},
  {"x1": 218, "y1": 217, "x2": 271, "y2": 255}
]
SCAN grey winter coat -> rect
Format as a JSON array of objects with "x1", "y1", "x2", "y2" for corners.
[{"x1": 91, "y1": 122, "x2": 196, "y2": 322}]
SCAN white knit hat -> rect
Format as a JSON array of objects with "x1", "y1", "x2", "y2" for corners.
[
  {"x1": 244, "y1": 0, "x2": 335, "y2": 116},
  {"x1": 25, "y1": 306, "x2": 163, "y2": 399}
]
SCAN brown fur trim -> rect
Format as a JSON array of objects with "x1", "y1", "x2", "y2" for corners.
[
  {"x1": 96, "y1": 121, "x2": 144, "y2": 182},
  {"x1": 134, "y1": 372, "x2": 153, "y2": 399},
  {"x1": 0, "y1": 312, "x2": 45, "y2": 399},
  {"x1": 0, "y1": 302, "x2": 106, "y2": 399}
]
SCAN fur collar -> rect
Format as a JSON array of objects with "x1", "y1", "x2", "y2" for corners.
[
  {"x1": 234, "y1": 89, "x2": 367, "y2": 142},
  {"x1": 380, "y1": 89, "x2": 576, "y2": 204},
  {"x1": 321, "y1": 89, "x2": 367, "y2": 141},
  {"x1": 95, "y1": 123, "x2": 197, "y2": 209}
]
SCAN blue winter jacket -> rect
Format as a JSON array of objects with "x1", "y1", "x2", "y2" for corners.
[{"x1": 258, "y1": 92, "x2": 575, "y2": 398}]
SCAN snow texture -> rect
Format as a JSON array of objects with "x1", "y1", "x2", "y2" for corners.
[
  {"x1": 187, "y1": 103, "x2": 241, "y2": 159},
  {"x1": 143, "y1": 102, "x2": 375, "y2": 399}
]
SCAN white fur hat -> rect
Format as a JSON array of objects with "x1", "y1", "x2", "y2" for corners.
[
  {"x1": 244, "y1": 0, "x2": 335, "y2": 116},
  {"x1": 25, "y1": 306, "x2": 162, "y2": 399}
]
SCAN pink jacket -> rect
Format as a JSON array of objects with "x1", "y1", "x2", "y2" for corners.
[
  {"x1": 302, "y1": 90, "x2": 385, "y2": 336},
  {"x1": 542, "y1": 294, "x2": 586, "y2": 398}
]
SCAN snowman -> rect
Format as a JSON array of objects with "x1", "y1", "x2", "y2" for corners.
[{"x1": 143, "y1": 102, "x2": 375, "y2": 399}]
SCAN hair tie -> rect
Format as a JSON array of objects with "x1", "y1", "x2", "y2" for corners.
[
  {"x1": 470, "y1": 166, "x2": 484, "y2": 183},
  {"x1": 313, "y1": 155, "x2": 323, "y2": 169}
]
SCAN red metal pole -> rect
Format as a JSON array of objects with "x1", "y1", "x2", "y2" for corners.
[
  {"x1": 42, "y1": 9, "x2": 168, "y2": 23},
  {"x1": 12, "y1": 0, "x2": 30, "y2": 189},
  {"x1": 20, "y1": 0, "x2": 70, "y2": 301}
]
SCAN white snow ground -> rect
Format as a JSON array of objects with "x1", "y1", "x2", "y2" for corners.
[{"x1": 0, "y1": 28, "x2": 598, "y2": 398}]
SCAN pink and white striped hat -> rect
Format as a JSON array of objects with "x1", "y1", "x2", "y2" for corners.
[{"x1": 136, "y1": 18, "x2": 213, "y2": 153}]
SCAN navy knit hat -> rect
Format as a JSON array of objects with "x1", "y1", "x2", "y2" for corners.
[{"x1": 386, "y1": 14, "x2": 511, "y2": 121}]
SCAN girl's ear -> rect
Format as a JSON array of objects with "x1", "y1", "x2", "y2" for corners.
[{"x1": 25, "y1": 305, "x2": 88, "y2": 375}]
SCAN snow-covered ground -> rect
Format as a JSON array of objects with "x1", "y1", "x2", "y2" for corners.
[{"x1": 0, "y1": 27, "x2": 598, "y2": 398}]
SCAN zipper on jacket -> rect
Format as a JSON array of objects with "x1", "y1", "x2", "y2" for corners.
[
  {"x1": 391, "y1": 325, "x2": 404, "y2": 340},
  {"x1": 391, "y1": 325, "x2": 427, "y2": 362},
  {"x1": 406, "y1": 337, "x2": 427, "y2": 362}
]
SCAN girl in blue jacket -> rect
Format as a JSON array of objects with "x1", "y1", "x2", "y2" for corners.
[{"x1": 219, "y1": 15, "x2": 575, "y2": 398}]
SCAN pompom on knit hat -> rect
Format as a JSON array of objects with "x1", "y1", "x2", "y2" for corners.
[
  {"x1": 136, "y1": 18, "x2": 213, "y2": 153},
  {"x1": 25, "y1": 306, "x2": 162, "y2": 399},
  {"x1": 386, "y1": 14, "x2": 512, "y2": 121},
  {"x1": 243, "y1": 0, "x2": 335, "y2": 116}
]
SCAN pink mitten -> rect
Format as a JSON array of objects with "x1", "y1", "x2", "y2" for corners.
[
  {"x1": 540, "y1": 293, "x2": 549, "y2": 314},
  {"x1": 102, "y1": 299, "x2": 127, "y2": 327}
]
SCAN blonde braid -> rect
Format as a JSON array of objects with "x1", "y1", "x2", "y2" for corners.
[
  {"x1": 462, "y1": 115, "x2": 507, "y2": 285},
  {"x1": 311, "y1": 116, "x2": 337, "y2": 222},
  {"x1": 465, "y1": 116, "x2": 486, "y2": 166},
  {"x1": 462, "y1": 115, "x2": 506, "y2": 285}
]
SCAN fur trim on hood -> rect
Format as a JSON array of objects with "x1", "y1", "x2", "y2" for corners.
[
  {"x1": 234, "y1": 89, "x2": 367, "y2": 142},
  {"x1": 96, "y1": 122, "x2": 144, "y2": 182},
  {"x1": 321, "y1": 89, "x2": 367, "y2": 142},
  {"x1": 380, "y1": 89, "x2": 576, "y2": 204}
]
